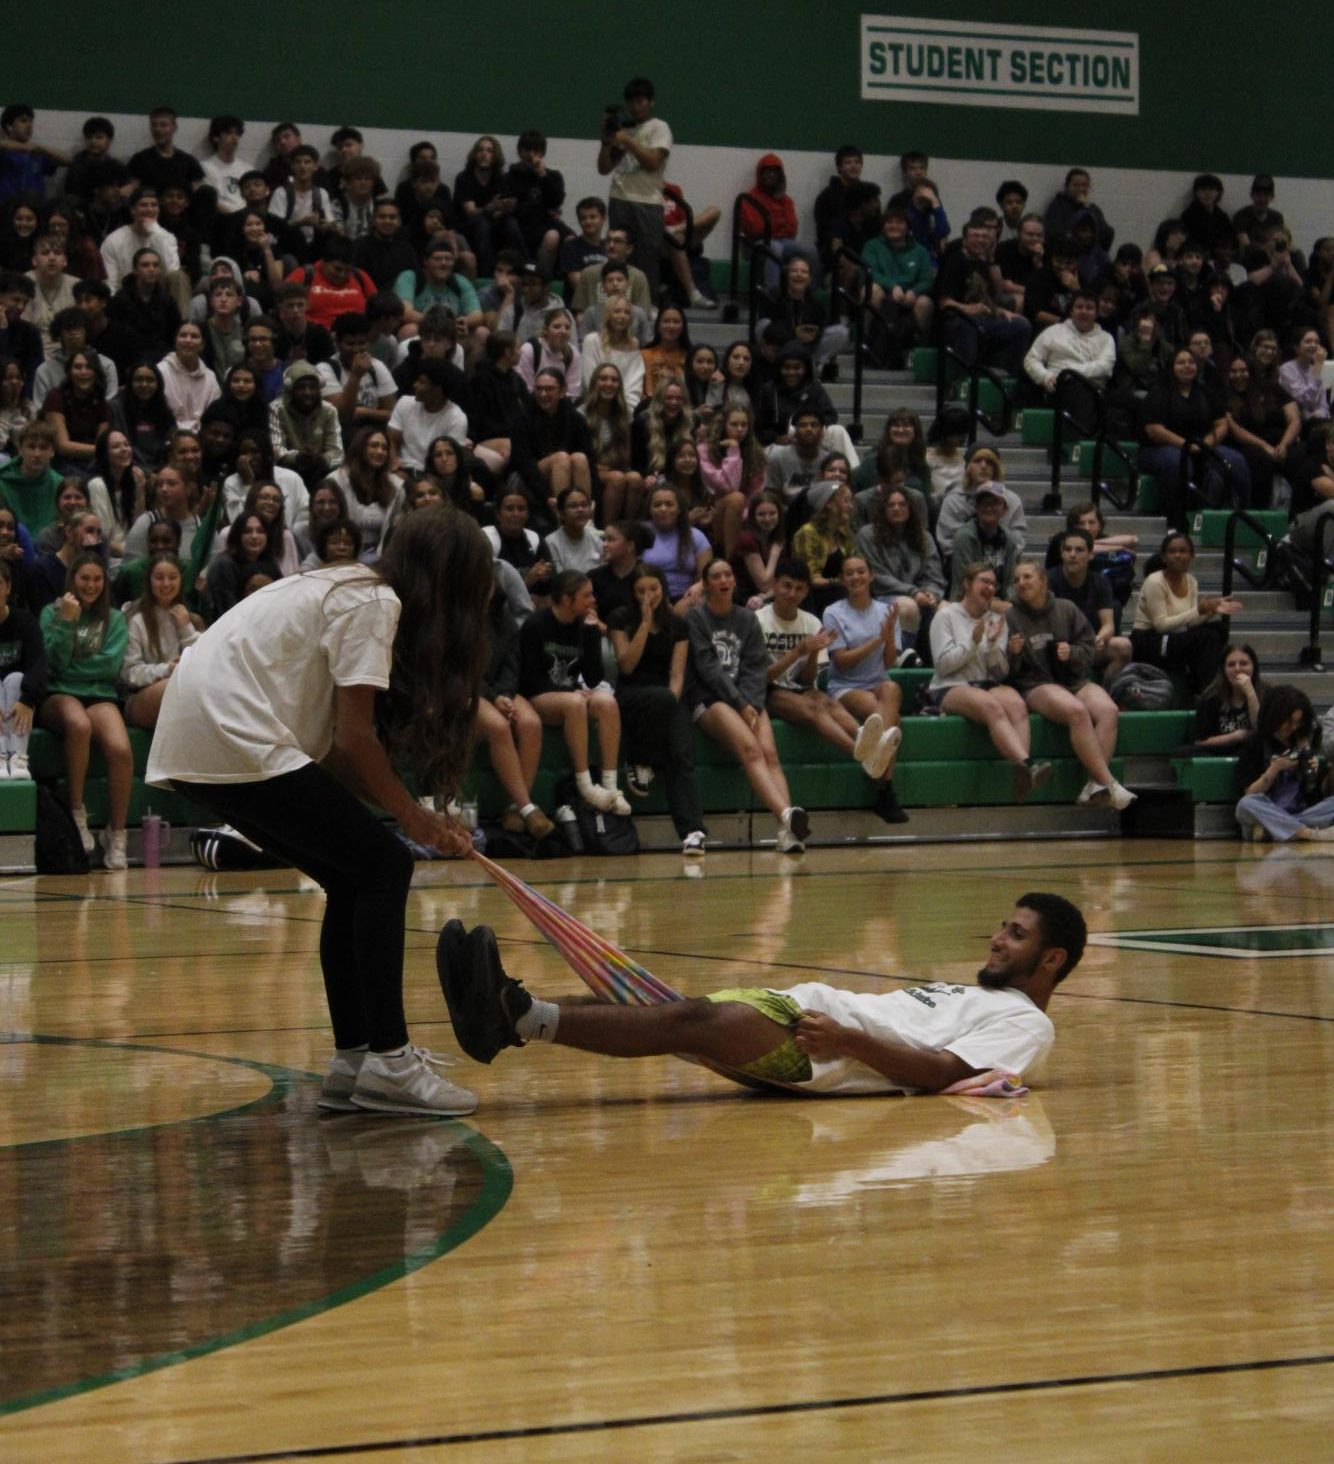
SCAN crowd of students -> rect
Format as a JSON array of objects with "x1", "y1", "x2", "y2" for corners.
[{"x1": 1, "y1": 94, "x2": 1331, "y2": 860}]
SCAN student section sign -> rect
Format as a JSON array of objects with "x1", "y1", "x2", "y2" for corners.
[{"x1": 861, "y1": 15, "x2": 1139, "y2": 115}]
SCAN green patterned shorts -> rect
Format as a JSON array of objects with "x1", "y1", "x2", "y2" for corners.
[{"x1": 705, "y1": 987, "x2": 813, "y2": 1084}]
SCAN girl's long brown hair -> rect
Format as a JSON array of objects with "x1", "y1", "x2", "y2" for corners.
[{"x1": 375, "y1": 506, "x2": 493, "y2": 800}]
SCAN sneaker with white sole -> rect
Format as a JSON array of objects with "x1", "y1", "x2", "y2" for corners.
[
  {"x1": 0, "y1": 754, "x2": 10, "y2": 780},
  {"x1": 682, "y1": 830, "x2": 707, "y2": 856},
  {"x1": 100, "y1": 827, "x2": 128, "y2": 870},
  {"x1": 438, "y1": 921, "x2": 533, "y2": 1064},
  {"x1": 580, "y1": 782, "x2": 617, "y2": 812},
  {"x1": 71, "y1": 804, "x2": 95, "y2": 854},
  {"x1": 626, "y1": 765, "x2": 655, "y2": 798},
  {"x1": 868, "y1": 725, "x2": 902, "y2": 780},
  {"x1": 350, "y1": 1045, "x2": 479, "y2": 1116},
  {"x1": 8, "y1": 753, "x2": 29, "y2": 781},
  {"x1": 606, "y1": 789, "x2": 632, "y2": 817},
  {"x1": 1107, "y1": 781, "x2": 1138, "y2": 811},
  {"x1": 852, "y1": 713, "x2": 885, "y2": 769},
  {"x1": 776, "y1": 824, "x2": 806, "y2": 854},
  {"x1": 318, "y1": 1048, "x2": 368, "y2": 1111},
  {"x1": 1076, "y1": 780, "x2": 1109, "y2": 806},
  {"x1": 785, "y1": 806, "x2": 811, "y2": 842}
]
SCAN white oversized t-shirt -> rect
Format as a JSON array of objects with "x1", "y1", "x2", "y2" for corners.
[
  {"x1": 754, "y1": 603, "x2": 821, "y2": 691},
  {"x1": 778, "y1": 980, "x2": 1055, "y2": 1095},
  {"x1": 146, "y1": 567, "x2": 400, "y2": 786}
]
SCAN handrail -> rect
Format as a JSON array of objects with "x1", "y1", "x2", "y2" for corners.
[
  {"x1": 723, "y1": 195, "x2": 770, "y2": 324},
  {"x1": 1298, "y1": 511, "x2": 1334, "y2": 671},
  {"x1": 1220, "y1": 507, "x2": 1279, "y2": 596},
  {"x1": 1174, "y1": 438, "x2": 1240, "y2": 529},
  {"x1": 1043, "y1": 370, "x2": 1138, "y2": 514},
  {"x1": 934, "y1": 310, "x2": 1014, "y2": 445},
  {"x1": 830, "y1": 244, "x2": 871, "y2": 442},
  {"x1": 746, "y1": 239, "x2": 784, "y2": 341}
]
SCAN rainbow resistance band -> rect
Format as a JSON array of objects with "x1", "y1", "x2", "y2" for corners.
[{"x1": 466, "y1": 850, "x2": 1027, "y2": 1099}]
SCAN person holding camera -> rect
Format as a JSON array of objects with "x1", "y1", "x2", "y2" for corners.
[
  {"x1": 1234, "y1": 685, "x2": 1334, "y2": 843},
  {"x1": 596, "y1": 78, "x2": 671, "y2": 300}
]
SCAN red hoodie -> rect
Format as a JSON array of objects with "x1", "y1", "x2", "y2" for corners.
[{"x1": 740, "y1": 153, "x2": 798, "y2": 241}]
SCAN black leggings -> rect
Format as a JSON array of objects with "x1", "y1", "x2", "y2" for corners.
[
  {"x1": 1130, "y1": 620, "x2": 1227, "y2": 696},
  {"x1": 616, "y1": 684, "x2": 706, "y2": 837},
  {"x1": 174, "y1": 764, "x2": 415, "y2": 1051}
]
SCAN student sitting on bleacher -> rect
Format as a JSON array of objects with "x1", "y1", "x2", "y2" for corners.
[
  {"x1": 934, "y1": 446, "x2": 1027, "y2": 561},
  {"x1": 1234, "y1": 685, "x2": 1334, "y2": 843},
  {"x1": 854, "y1": 484, "x2": 944, "y2": 643},
  {"x1": 1046, "y1": 527, "x2": 1132, "y2": 682},
  {"x1": 686, "y1": 558, "x2": 810, "y2": 854},
  {"x1": 608, "y1": 563, "x2": 706, "y2": 855},
  {"x1": 0, "y1": 555, "x2": 45, "y2": 780},
  {"x1": 1187, "y1": 643, "x2": 1263, "y2": 753},
  {"x1": 1129, "y1": 530, "x2": 1240, "y2": 696},
  {"x1": 1005, "y1": 560, "x2": 1134, "y2": 809},
  {"x1": 38, "y1": 550, "x2": 131, "y2": 866},
  {"x1": 119, "y1": 551, "x2": 202, "y2": 729},
  {"x1": 927, "y1": 562, "x2": 1052, "y2": 799},
  {"x1": 947, "y1": 484, "x2": 1019, "y2": 604}
]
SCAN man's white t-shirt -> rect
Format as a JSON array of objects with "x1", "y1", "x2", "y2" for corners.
[
  {"x1": 610, "y1": 118, "x2": 672, "y2": 207},
  {"x1": 318, "y1": 356, "x2": 398, "y2": 409},
  {"x1": 754, "y1": 603, "x2": 820, "y2": 691},
  {"x1": 387, "y1": 397, "x2": 469, "y2": 471},
  {"x1": 147, "y1": 567, "x2": 399, "y2": 786},
  {"x1": 778, "y1": 980, "x2": 1055, "y2": 1095},
  {"x1": 201, "y1": 154, "x2": 254, "y2": 213}
]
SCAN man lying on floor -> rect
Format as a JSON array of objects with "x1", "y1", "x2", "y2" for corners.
[{"x1": 438, "y1": 892, "x2": 1085, "y2": 1094}]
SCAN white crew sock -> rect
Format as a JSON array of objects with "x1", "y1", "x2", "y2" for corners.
[
  {"x1": 601, "y1": 769, "x2": 619, "y2": 791},
  {"x1": 518, "y1": 802, "x2": 538, "y2": 819},
  {"x1": 515, "y1": 999, "x2": 560, "y2": 1042}
]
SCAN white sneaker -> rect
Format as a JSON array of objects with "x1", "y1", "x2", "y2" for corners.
[
  {"x1": 607, "y1": 791, "x2": 632, "y2": 817},
  {"x1": 682, "y1": 830, "x2": 707, "y2": 856},
  {"x1": 776, "y1": 825, "x2": 806, "y2": 854},
  {"x1": 100, "y1": 828, "x2": 127, "y2": 870},
  {"x1": 0, "y1": 754, "x2": 10, "y2": 780},
  {"x1": 8, "y1": 753, "x2": 28, "y2": 780},
  {"x1": 581, "y1": 782, "x2": 617, "y2": 812},
  {"x1": 1108, "y1": 781, "x2": 1138, "y2": 811},
  {"x1": 351, "y1": 1045, "x2": 479, "y2": 1117},
  {"x1": 1076, "y1": 780, "x2": 1109, "y2": 806},
  {"x1": 852, "y1": 712, "x2": 885, "y2": 768},
  {"x1": 868, "y1": 725, "x2": 902, "y2": 780},
  {"x1": 318, "y1": 1048, "x2": 367, "y2": 1112},
  {"x1": 71, "y1": 804, "x2": 95, "y2": 854}
]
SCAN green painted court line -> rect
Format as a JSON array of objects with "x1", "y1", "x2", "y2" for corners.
[{"x1": 0, "y1": 1036, "x2": 512, "y2": 1417}]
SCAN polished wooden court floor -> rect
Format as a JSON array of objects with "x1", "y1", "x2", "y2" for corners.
[{"x1": 1, "y1": 837, "x2": 1331, "y2": 1462}]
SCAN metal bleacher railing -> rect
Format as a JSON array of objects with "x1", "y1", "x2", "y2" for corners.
[{"x1": 933, "y1": 311, "x2": 1015, "y2": 447}]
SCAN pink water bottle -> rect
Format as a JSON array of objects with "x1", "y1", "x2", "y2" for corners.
[{"x1": 142, "y1": 813, "x2": 163, "y2": 869}]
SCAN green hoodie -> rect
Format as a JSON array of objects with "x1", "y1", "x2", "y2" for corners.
[
  {"x1": 39, "y1": 603, "x2": 128, "y2": 700},
  {"x1": 0, "y1": 460, "x2": 64, "y2": 535}
]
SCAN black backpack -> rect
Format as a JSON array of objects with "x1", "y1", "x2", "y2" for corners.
[
  {"x1": 34, "y1": 785, "x2": 91, "y2": 875},
  {"x1": 554, "y1": 772, "x2": 639, "y2": 857}
]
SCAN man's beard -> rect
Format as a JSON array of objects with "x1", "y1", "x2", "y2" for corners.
[{"x1": 976, "y1": 965, "x2": 1007, "y2": 989}]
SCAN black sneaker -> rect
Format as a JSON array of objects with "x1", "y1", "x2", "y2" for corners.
[
  {"x1": 436, "y1": 921, "x2": 532, "y2": 1063},
  {"x1": 787, "y1": 806, "x2": 811, "y2": 842},
  {"x1": 874, "y1": 783, "x2": 910, "y2": 824},
  {"x1": 626, "y1": 764, "x2": 654, "y2": 798}
]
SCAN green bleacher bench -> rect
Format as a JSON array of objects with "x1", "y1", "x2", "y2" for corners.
[
  {"x1": 5, "y1": 709, "x2": 1231, "y2": 845},
  {"x1": 1171, "y1": 756, "x2": 1239, "y2": 803},
  {"x1": 1068, "y1": 441, "x2": 1139, "y2": 479},
  {"x1": 1188, "y1": 509, "x2": 1288, "y2": 550},
  {"x1": 911, "y1": 346, "x2": 939, "y2": 384},
  {"x1": 952, "y1": 376, "x2": 1015, "y2": 415},
  {"x1": 1020, "y1": 409, "x2": 1054, "y2": 445}
]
